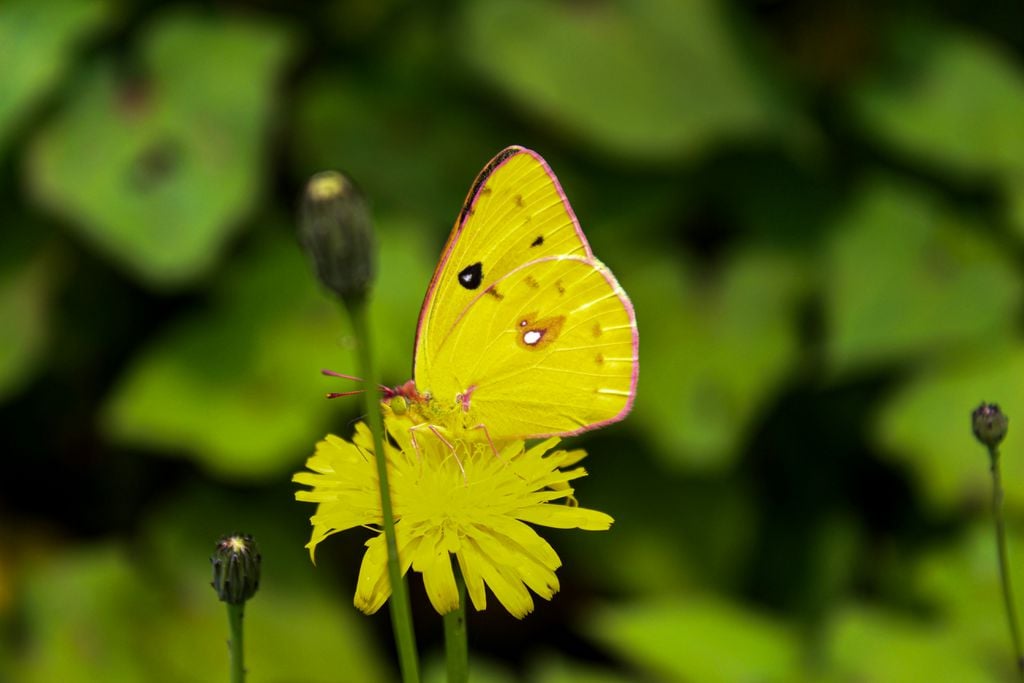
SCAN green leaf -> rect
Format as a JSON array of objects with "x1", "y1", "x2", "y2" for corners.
[
  {"x1": 423, "y1": 657, "x2": 516, "y2": 683},
  {"x1": 292, "y1": 70, "x2": 495, "y2": 228},
  {"x1": 0, "y1": 0, "x2": 109, "y2": 150},
  {"x1": 9, "y1": 488, "x2": 389, "y2": 683},
  {"x1": 914, "y1": 522, "x2": 1024, "y2": 673},
  {"x1": 630, "y1": 249, "x2": 805, "y2": 470},
  {"x1": 852, "y1": 26, "x2": 1024, "y2": 180},
  {"x1": 1006, "y1": 172, "x2": 1024, "y2": 237},
  {"x1": 589, "y1": 596, "x2": 801, "y2": 683},
  {"x1": 0, "y1": 241, "x2": 56, "y2": 402},
  {"x1": 462, "y1": 0, "x2": 794, "y2": 161},
  {"x1": 12, "y1": 546, "x2": 160, "y2": 683},
  {"x1": 874, "y1": 343, "x2": 1024, "y2": 511},
  {"x1": 101, "y1": 221, "x2": 432, "y2": 479},
  {"x1": 823, "y1": 178, "x2": 1021, "y2": 374},
  {"x1": 531, "y1": 655, "x2": 636, "y2": 683},
  {"x1": 27, "y1": 12, "x2": 293, "y2": 288},
  {"x1": 826, "y1": 606, "x2": 999, "y2": 683}
]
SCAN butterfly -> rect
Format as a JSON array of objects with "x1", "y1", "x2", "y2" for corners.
[{"x1": 334, "y1": 146, "x2": 639, "y2": 441}]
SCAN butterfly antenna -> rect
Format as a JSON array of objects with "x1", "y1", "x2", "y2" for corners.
[
  {"x1": 322, "y1": 368, "x2": 392, "y2": 395},
  {"x1": 326, "y1": 390, "x2": 366, "y2": 399},
  {"x1": 321, "y1": 369, "x2": 363, "y2": 382}
]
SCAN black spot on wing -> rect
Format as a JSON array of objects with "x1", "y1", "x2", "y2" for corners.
[
  {"x1": 531, "y1": 235, "x2": 544, "y2": 247},
  {"x1": 458, "y1": 262, "x2": 483, "y2": 289}
]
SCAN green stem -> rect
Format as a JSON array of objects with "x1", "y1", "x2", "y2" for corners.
[
  {"x1": 443, "y1": 565, "x2": 468, "y2": 683},
  {"x1": 347, "y1": 298, "x2": 420, "y2": 683},
  {"x1": 227, "y1": 602, "x2": 245, "y2": 683},
  {"x1": 990, "y1": 445, "x2": 1024, "y2": 679}
]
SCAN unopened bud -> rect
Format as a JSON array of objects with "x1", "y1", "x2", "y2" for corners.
[
  {"x1": 298, "y1": 171, "x2": 375, "y2": 305},
  {"x1": 973, "y1": 403, "x2": 1008, "y2": 449},
  {"x1": 211, "y1": 533, "x2": 261, "y2": 604}
]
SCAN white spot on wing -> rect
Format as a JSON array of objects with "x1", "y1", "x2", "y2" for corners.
[{"x1": 523, "y1": 330, "x2": 543, "y2": 345}]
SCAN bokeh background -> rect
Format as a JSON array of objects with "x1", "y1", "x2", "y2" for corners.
[{"x1": 4, "y1": 0, "x2": 1024, "y2": 681}]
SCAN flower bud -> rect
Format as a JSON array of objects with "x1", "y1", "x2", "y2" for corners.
[
  {"x1": 973, "y1": 403, "x2": 1008, "y2": 449},
  {"x1": 211, "y1": 533, "x2": 261, "y2": 604},
  {"x1": 298, "y1": 171, "x2": 375, "y2": 305}
]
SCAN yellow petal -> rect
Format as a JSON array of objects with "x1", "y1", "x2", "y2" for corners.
[
  {"x1": 422, "y1": 550, "x2": 460, "y2": 615},
  {"x1": 516, "y1": 505, "x2": 614, "y2": 530},
  {"x1": 464, "y1": 537, "x2": 534, "y2": 619},
  {"x1": 486, "y1": 517, "x2": 561, "y2": 569},
  {"x1": 457, "y1": 549, "x2": 487, "y2": 612},
  {"x1": 473, "y1": 527, "x2": 559, "y2": 601},
  {"x1": 354, "y1": 535, "x2": 391, "y2": 614}
]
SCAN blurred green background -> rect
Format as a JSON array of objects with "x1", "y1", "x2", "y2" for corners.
[{"x1": 3, "y1": 0, "x2": 1024, "y2": 681}]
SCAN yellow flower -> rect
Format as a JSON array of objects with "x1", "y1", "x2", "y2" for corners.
[{"x1": 292, "y1": 417, "x2": 613, "y2": 618}]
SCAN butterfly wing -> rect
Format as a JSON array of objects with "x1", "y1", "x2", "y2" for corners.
[
  {"x1": 419, "y1": 255, "x2": 638, "y2": 439},
  {"x1": 413, "y1": 147, "x2": 638, "y2": 439},
  {"x1": 413, "y1": 147, "x2": 593, "y2": 378}
]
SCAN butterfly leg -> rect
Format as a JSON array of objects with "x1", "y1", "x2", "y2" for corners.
[
  {"x1": 429, "y1": 425, "x2": 467, "y2": 481},
  {"x1": 407, "y1": 422, "x2": 438, "y2": 462},
  {"x1": 407, "y1": 422, "x2": 467, "y2": 482},
  {"x1": 466, "y1": 423, "x2": 530, "y2": 481},
  {"x1": 467, "y1": 423, "x2": 500, "y2": 459}
]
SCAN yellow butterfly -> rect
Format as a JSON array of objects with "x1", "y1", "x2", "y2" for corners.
[{"x1": 386, "y1": 146, "x2": 638, "y2": 441}]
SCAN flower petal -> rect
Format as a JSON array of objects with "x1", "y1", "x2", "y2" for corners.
[
  {"x1": 472, "y1": 525, "x2": 560, "y2": 602},
  {"x1": 463, "y1": 537, "x2": 535, "y2": 619},
  {"x1": 485, "y1": 517, "x2": 561, "y2": 569},
  {"x1": 354, "y1": 530, "x2": 420, "y2": 614},
  {"x1": 456, "y1": 548, "x2": 487, "y2": 612},
  {"x1": 516, "y1": 504, "x2": 614, "y2": 530},
  {"x1": 354, "y1": 535, "x2": 391, "y2": 614},
  {"x1": 422, "y1": 550, "x2": 459, "y2": 615}
]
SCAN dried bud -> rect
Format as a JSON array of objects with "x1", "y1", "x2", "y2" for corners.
[
  {"x1": 211, "y1": 534, "x2": 261, "y2": 604},
  {"x1": 298, "y1": 171, "x2": 375, "y2": 305},
  {"x1": 973, "y1": 403, "x2": 1008, "y2": 449}
]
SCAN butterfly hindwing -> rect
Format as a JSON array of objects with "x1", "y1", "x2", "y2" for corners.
[{"x1": 420, "y1": 256, "x2": 638, "y2": 439}]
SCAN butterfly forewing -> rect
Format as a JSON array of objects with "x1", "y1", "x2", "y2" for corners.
[
  {"x1": 414, "y1": 147, "x2": 593, "y2": 378},
  {"x1": 422, "y1": 256, "x2": 638, "y2": 439}
]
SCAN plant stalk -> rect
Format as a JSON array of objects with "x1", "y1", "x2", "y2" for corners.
[
  {"x1": 990, "y1": 445, "x2": 1024, "y2": 679},
  {"x1": 347, "y1": 297, "x2": 420, "y2": 683},
  {"x1": 443, "y1": 565, "x2": 468, "y2": 683},
  {"x1": 227, "y1": 602, "x2": 245, "y2": 683}
]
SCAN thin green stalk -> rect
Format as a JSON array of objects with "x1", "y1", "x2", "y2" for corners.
[
  {"x1": 227, "y1": 603, "x2": 245, "y2": 683},
  {"x1": 443, "y1": 566, "x2": 468, "y2": 683},
  {"x1": 347, "y1": 297, "x2": 420, "y2": 683},
  {"x1": 990, "y1": 445, "x2": 1024, "y2": 679}
]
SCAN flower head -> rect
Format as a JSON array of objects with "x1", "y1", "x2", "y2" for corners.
[
  {"x1": 297, "y1": 170, "x2": 375, "y2": 305},
  {"x1": 210, "y1": 533, "x2": 261, "y2": 604},
  {"x1": 293, "y1": 417, "x2": 613, "y2": 618},
  {"x1": 973, "y1": 402, "x2": 1009, "y2": 449}
]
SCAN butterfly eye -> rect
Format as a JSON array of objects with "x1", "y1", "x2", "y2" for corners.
[
  {"x1": 391, "y1": 396, "x2": 408, "y2": 415},
  {"x1": 458, "y1": 262, "x2": 483, "y2": 289}
]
